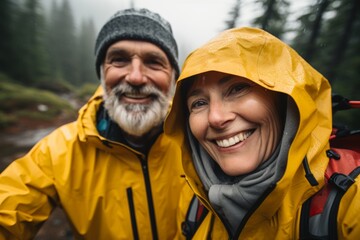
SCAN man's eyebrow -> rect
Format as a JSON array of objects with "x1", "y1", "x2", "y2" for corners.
[
  {"x1": 105, "y1": 48, "x2": 168, "y2": 63},
  {"x1": 105, "y1": 48, "x2": 128, "y2": 58},
  {"x1": 143, "y1": 51, "x2": 168, "y2": 62}
]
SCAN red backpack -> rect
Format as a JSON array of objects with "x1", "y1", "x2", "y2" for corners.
[{"x1": 300, "y1": 95, "x2": 360, "y2": 240}]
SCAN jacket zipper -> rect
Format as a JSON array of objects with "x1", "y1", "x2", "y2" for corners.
[
  {"x1": 140, "y1": 157, "x2": 159, "y2": 240},
  {"x1": 127, "y1": 187, "x2": 139, "y2": 240}
]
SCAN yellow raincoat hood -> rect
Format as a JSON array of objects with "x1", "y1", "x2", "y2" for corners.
[{"x1": 165, "y1": 27, "x2": 332, "y2": 238}]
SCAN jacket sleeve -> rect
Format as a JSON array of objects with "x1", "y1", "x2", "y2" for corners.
[{"x1": 0, "y1": 138, "x2": 58, "y2": 239}]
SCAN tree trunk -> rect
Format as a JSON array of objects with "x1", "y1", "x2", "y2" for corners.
[
  {"x1": 261, "y1": 0, "x2": 276, "y2": 30},
  {"x1": 326, "y1": 0, "x2": 359, "y2": 83},
  {"x1": 304, "y1": 0, "x2": 330, "y2": 62}
]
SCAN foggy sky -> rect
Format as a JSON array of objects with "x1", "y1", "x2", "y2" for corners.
[{"x1": 41, "y1": 0, "x2": 310, "y2": 65}]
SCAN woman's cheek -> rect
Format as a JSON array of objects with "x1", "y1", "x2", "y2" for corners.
[{"x1": 189, "y1": 114, "x2": 205, "y2": 140}]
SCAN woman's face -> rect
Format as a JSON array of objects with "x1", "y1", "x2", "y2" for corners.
[{"x1": 186, "y1": 72, "x2": 283, "y2": 176}]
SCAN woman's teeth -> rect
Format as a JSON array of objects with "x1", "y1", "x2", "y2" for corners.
[{"x1": 216, "y1": 131, "x2": 252, "y2": 148}]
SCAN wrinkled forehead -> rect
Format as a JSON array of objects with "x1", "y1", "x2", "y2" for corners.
[
  {"x1": 180, "y1": 71, "x2": 255, "y2": 98},
  {"x1": 106, "y1": 40, "x2": 168, "y2": 58}
]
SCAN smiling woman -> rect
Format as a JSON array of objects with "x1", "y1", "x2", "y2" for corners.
[
  {"x1": 164, "y1": 27, "x2": 360, "y2": 239},
  {"x1": 185, "y1": 72, "x2": 284, "y2": 176}
]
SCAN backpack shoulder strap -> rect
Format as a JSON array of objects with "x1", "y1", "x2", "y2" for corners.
[
  {"x1": 328, "y1": 168, "x2": 360, "y2": 237},
  {"x1": 181, "y1": 195, "x2": 209, "y2": 240}
]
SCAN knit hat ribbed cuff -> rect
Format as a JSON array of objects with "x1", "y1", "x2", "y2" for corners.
[{"x1": 94, "y1": 8, "x2": 179, "y2": 79}]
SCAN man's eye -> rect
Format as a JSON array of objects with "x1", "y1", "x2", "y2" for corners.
[
  {"x1": 145, "y1": 59, "x2": 164, "y2": 68},
  {"x1": 112, "y1": 57, "x2": 127, "y2": 64}
]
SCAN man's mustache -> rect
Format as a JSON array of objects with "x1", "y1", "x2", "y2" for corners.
[{"x1": 112, "y1": 84, "x2": 161, "y2": 99}]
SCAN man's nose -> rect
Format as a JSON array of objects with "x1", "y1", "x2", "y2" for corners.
[{"x1": 126, "y1": 60, "x2": 147, "y2": 86}]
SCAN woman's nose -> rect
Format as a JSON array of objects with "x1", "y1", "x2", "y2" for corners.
[{"x1": 208, "y1": 102, "x2": 234, "y2": 129}]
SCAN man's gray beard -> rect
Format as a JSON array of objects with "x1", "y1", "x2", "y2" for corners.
[{"x1": 102, "y1": 81, "x2": 174, "y2": 137}]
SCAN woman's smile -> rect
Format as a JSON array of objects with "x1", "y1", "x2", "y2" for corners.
[{"x1": 215, "y1": 129, "x2": 255, "y2": 148}]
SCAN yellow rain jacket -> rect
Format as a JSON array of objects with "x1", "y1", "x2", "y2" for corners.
[
  {"x1": 164, "y1": 27, "x2": 360, "y2": 239},
  {"x1": 0, "y1": 87, "x2": 185, "y2": 239}
]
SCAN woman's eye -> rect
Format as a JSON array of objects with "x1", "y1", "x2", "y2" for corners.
[
  {"x1": 229, "y1": 83, "x2": 251, "y2": 96},
  {"x1": 189, "y1": 99, "x2": 207, "y2": 112}
]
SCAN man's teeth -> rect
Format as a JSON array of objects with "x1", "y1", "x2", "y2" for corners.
[
  {"x1": 124, "y1": 93, "x2": 149, "y2": 98},
  {"x1": 216, "y1": 131, "x2": 252, "y2": 148}
]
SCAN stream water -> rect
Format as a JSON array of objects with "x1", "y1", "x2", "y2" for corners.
[{"x1": 0, "y1": 127, "x2": 56, "y2": 171}]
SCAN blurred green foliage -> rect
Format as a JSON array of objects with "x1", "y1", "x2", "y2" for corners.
[{"x1": 0, "y1": 74, "x2": 77, "y2": 129}]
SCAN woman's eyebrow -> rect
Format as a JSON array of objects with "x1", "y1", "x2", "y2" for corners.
[
  {"x1": 187, "y1": 88, "x2": 202, "y2": 99},
  {"x1": 187, "y1": 75, "x2": 234, "y2": 98},
  {"x1": 218, "y1": 75, "x2": 233, "y2": 85}
]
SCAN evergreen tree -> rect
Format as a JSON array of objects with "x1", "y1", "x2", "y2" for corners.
[
  {"x1": 0, "y1": 0, "x2": 19, "y2": 78},
  {"x1": 44, "y1": 0, "x2": 62, "y2": 83},
  {"x1": 59, "y1": 0, "x2": 77, "y2": 83},
  {"x1": 12, "y1": 0, "x2": 48, "y2": 84},
  {"x1": 45, "y1": 0, "x2": 77, "y2": 84},
  {"x1": 252, "y1": 0, "x2": 290, "y2": 39},
  {"x1": 224, "y1": 0, "x2": 241, "y2": 30},
  {"x1": 325, "y1": 0, "x2": 359, "y2": 84},
  {"x1": 76, "y1": 18, "x2": 97, "y2": 85},
  {"x1": 293, "y1": 0, "x2": 360, "y2": 128},
  {"x1": 326, "y1": 0, "x2": 360, "y2": 129},
  {"x1": 292, "y1": 0, "x2": 332, "y2": 63}
]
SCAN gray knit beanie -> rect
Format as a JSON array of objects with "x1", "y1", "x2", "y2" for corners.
[{"x1": 94, "y1": 8, "x2": 179, "y2": 79}]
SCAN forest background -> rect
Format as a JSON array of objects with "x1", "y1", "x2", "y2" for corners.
[
  {"x1": 1, "y1": 0, "x2": 359, "y2": 131},
  {"x1": 0, "y1": 0, "x2": 359, "y2": 239}
]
